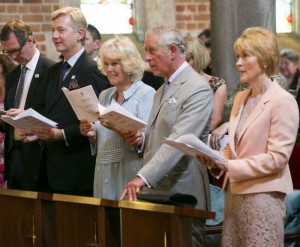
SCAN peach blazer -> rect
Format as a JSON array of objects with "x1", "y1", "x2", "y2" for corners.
[{"x1": 222, "y1": 82, "x2": 299, "y2": 194}]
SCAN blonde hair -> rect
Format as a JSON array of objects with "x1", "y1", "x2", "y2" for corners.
[
  {"x1": 51, "y1": 7, "x2": 87, "y2": 45},
  {"x1": 234, "y1": 27, "x2": 279, "y2": 77},
  {"x1": 98, "y1": 36, "x2": 145, "y2": 82},
  {"x1": 183, "y1": 35, "x2": 210, "y2": 73}
]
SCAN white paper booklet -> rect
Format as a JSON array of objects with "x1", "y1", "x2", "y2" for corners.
[
  {"x1": 62, "y1": 85, "x2": 100, "y2": 123},
  {"x1": 1, "y1": 108, "x2": 57, "y2": 132},
  {"x1": 63, "y1": 85, "x2": 147, "y2": 131},
  {"x1": 163, "y1": 133, "x2": 224, "y2": 161},
  {"x1": 99, "y1": 101, "x2": 147, "y2": 131}
]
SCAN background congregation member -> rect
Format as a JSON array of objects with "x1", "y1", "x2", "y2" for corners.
[
  {"x1": 84, "y1": 24, "x2": 102, "y2": 61},
  {"x1": 120, "y1": 24, "x2": 214, "y2": 246},
  {"x1": 197, "y1": 27, "x2": 298, "y2": 246},
  {"x1": 31, "y1": 7, "x2": 109, "y2": 196},
  {"x1": 0, "y1": 19, "x2": 54, "y2": 191},
  {"x1": 0, "y1": 54, "x2": 16, "y2": 188},
  {"x1": 197, "y1": 28, "x2": 212, "y2": 74},
  {"x1": 279, "y1": 48, "x2": 300, "y2": 98},
  {"x1": 80, "y1": 36, "x2": 155, "y2": 200},
  {"x1": 197, "y1": 28, "x2": 210, "y2": 43},
  {"x1": 184, "y1": 35, "x2": 227, "y2": 132},
  {"x1": 141, "y1": 63, "x2": 164, "y2": 90}
]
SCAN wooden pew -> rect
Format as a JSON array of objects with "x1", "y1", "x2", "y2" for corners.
[{"x1": 0, "y1": 189, "x2": 215, "y2": 246}]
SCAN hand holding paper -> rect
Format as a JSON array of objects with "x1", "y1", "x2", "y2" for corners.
[
  {"x1": 62, "y1": 85, "x2": 100, "y2": 123},
  {"x1": 0, "y1": 108, "x2": 57, "y2": 133},
  {"x1": 98, "y1": 101, "x2": 147, "y2": 131},
  {"x1": 163, "y1": 133, "x2": 227, "y2": 178},
  {"x1": 63, "y1": 85, "x2": 147, "y2": 131},
  {"x1": 163, "y1": 133, "x2": 224, "y2": 161}
]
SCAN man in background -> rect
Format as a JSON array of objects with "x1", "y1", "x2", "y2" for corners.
[
  {"x1": 85, "y1": 24, "x2": 102, "y2": 61},
  {"x1": 0, "y1": 19, "x2": 54, "y2": 190}
]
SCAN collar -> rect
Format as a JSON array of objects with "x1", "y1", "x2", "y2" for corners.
[
  {"x1": 25, "y1": 49, "x2": 40, "y2": 71},
  {"x1": 109, "y1": 80, "x2": 143, "y2": 102},
  {"x1": 167, "y1": 61, "x2": 189, "y2": 83},
  {"x1": 64, "y1": 48, "x2": 85, "y2": 67}
]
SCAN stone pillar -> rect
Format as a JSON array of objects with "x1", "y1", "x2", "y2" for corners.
[
  {"x1": 133, "y1": 0, "x2": 175, "y2": 41},
  {"x1": 294, "y1": 0, "x2": 300, "y2": 34},
  {"x1": 210, "y1": 0, "x2": 276, "y2": 95}
]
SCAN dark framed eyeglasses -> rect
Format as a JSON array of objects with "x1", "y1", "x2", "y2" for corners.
[{"x1": 2, "y1": 35, "x2": 29, "y2": 57}]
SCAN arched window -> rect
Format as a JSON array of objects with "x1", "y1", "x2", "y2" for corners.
[
  {"x1": 81, "y1": 0, "x2": 133, "y2": 34},
  {"x1": 276, "y1": 0, "x2": 293, "y2": 33}
]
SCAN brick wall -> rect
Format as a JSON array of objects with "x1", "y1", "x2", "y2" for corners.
[
  {"x1": 0, "y1": 0, "x2": 211, "y2": 56},
  {"x1": 0, "y1": 0, "x2": 60, "y2": 54},
  {"x1": 175, "y1": 0, "x2": 210, "y2": 36}
]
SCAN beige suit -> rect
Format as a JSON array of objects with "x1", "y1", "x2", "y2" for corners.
[
  {"x1": 223, "y1": 82, "x2": 299, "y2": 194},
  {"x1": 139, "y1": 64, "x2": 214, "y2": 211}
]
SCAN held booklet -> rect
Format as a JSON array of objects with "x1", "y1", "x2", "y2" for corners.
[
  {"x1": 0, "y1": 108, "x2": 57, "y2": 132},
  {"x1": 163, "y1": 133, "x2": 225, "y2": 162},
  {"x1": 63, "y1": 85, "x2": 147, "y2": 131},
  {"x1": 98, "y1": 101, "x2": 147, "y2": 131},
  {"x1": 62, "y1": 85, "x2": 100, "y2": 123}
]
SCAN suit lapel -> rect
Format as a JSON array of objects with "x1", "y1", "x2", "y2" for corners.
[
  {"x1": 7, "y1": 66, "x2": 22, "y2": 109},
  {"x1": 48, "y1": 53, "x2": 85, "y2": 110},
  {"x1": 25, "y1": 55, "x2": 44, "y2": 108},
  {"x1": 236, "y1": 83, "x2": 276, "y2": 147},
  {"x1": 47, "y1": 62, "x2": 63, "y2": 111},
  {"x1": 147, "y1": 67, "x2": 188, "y2": 128},
  {"x1": 223, "y1": 83, "x2": 278, "y2": 190}
]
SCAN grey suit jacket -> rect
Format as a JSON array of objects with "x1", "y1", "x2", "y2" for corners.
[{"x1": 140, "y1": 65, "x2": 213, "y2": 211}]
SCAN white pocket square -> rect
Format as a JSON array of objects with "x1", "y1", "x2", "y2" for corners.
[{"x1": 168, "y1": 98, "x2": 177, "y2": 104}]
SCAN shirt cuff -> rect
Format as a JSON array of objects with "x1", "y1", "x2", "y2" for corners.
[
  {"x1": 137, "y1": 174, "x2": 151, "y2": 188},
  {"x1": 61, "y1": 129, "x2": 69, "y2": 146},
  {"x1": 136, "y1": 132, "x2": 145, "y2": 155}
]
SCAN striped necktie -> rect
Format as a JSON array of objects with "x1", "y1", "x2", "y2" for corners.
[
  {"x1": 58, "y1": 61, "x2": 71, "y2": 87},
  {"x1": 14, "y1": 66, "x2": 27, "y2": 108}
]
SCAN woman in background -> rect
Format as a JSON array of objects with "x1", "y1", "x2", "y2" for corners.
[
  {"x1": 0, "y1": 54, "x2": 16, "y2": 188},
  {"x1": 80, "y1": 36, "x2": 155, "y2": 200},
  {"x1": 279, "y1": 48, "x2": 300, "y2": 98},
  {"x1": 184, "y1": 36, "x2": 227, "y2": 132}
]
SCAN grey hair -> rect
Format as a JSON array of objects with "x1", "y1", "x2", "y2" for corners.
[
  {"x1": 280, "y1": 48, "x2": 299, "y2": 63},
  {"x1": 146, "y1": 24, "x2": 185, "y2": 54}
]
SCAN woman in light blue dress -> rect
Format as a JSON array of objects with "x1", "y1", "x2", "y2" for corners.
[{"x1": 80, "y1": 36, "x2": 155, "y2": 200}]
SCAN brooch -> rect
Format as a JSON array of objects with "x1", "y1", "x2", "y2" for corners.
[{"x1": 68, "y1": 78, "x2": 80, "y2": 90}]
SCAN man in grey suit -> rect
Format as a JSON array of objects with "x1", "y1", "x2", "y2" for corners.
[{"x1": 120, "y1": 24, "x2": 214, "y2": 246}]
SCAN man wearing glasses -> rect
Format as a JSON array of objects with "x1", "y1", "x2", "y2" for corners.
[{"x1": 0, "y1": 19, "x2": 54, "y2": 191}]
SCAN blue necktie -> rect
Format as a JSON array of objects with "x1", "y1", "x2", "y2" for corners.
[
  {"x1": 14, "y1": 66, "x2": 27, "y2": 108},
  {"x1": 58, "y1": 61, "x2": 70, "y2": 87}
]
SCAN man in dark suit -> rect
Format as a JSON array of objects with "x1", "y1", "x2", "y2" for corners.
[
  {"x1": 31, "y1": 7, "x2": 109, "y2": 196},
  {"x1": 0, "y1": 19, "x2": 54, "y2": 190}
]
